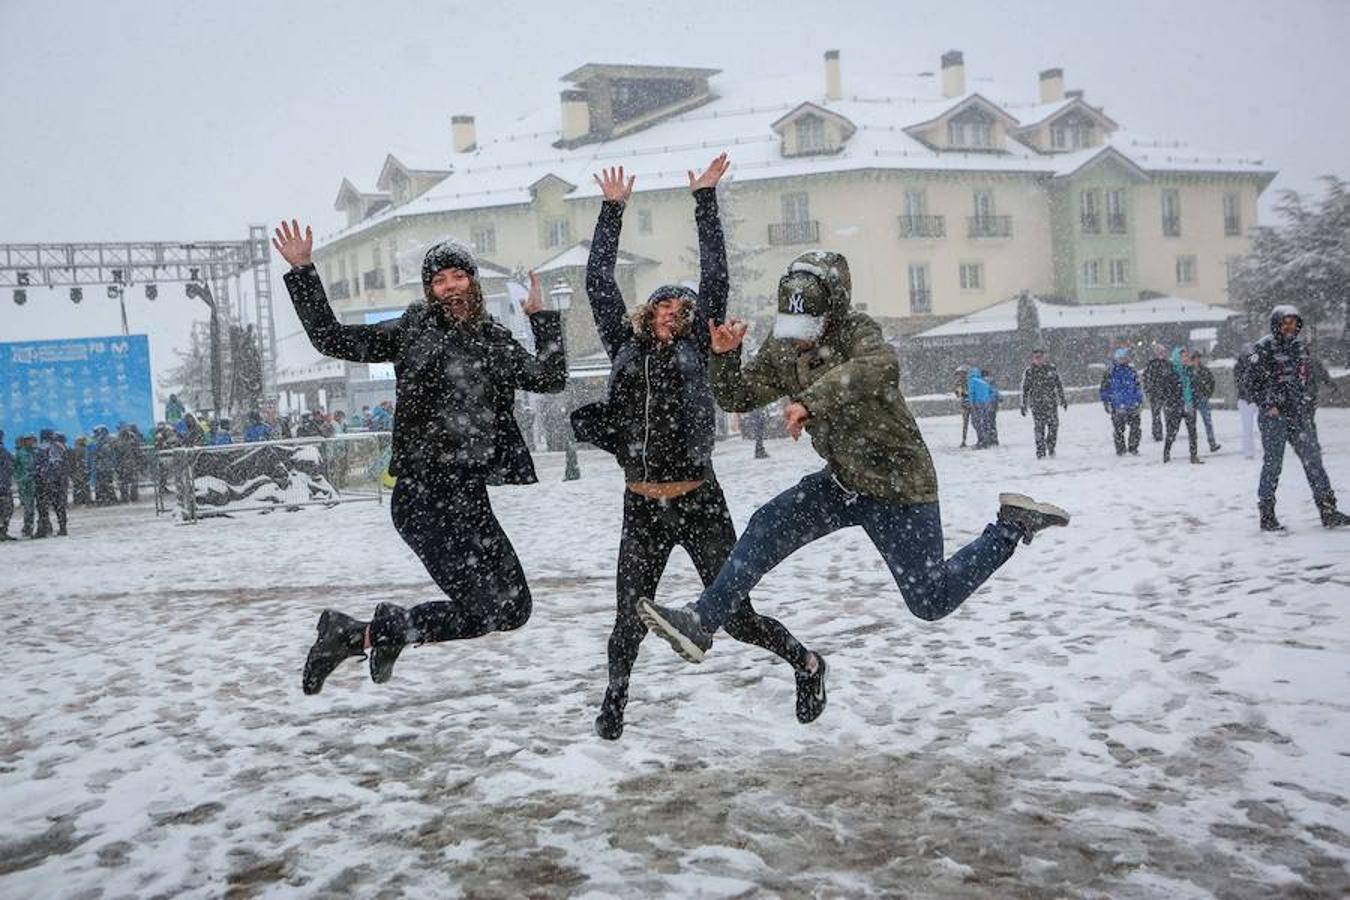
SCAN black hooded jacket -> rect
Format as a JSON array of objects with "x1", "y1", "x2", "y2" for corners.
[
  {"x1": 283, "y1": 264, "x2": 565, "y2": 484},
  {"x1": 1248, "y1": 306, "x2": 1315, "y2": 419},
  {"x1": 573, "y1": 188, "x2": 727, "y2": 483},
  {"x1": 1020, "y1": 363, "x2": 1066, "y2": 413}
]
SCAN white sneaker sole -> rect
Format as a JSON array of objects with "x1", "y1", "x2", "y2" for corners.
[
  {"x1": 638, "y1": 601, "x2": 707, "y2": 664},
  {"x1": 998, "y1": 492, "x2": 1071, "y2": 526}
]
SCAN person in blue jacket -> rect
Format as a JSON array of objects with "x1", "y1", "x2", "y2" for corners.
[
  {"x1": 1099, "y1": 347, "x2": 1143, "y2": 456},
  {"x1": 966, "y1": 367, "x2": 996, "y2": 448}
]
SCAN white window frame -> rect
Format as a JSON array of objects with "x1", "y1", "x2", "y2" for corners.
[
  {"x1": 1161, "y1": 189, "x2": 1181, "y2": 236},
  {"x1": 781, "y1": 192, "x2": 811, "y2": 224},
  {"x1": 959, "y1": 261, "x2": 984, "y2": 292},
  {"x1": 1105, "y1": 189, "x2": 1126, "y2": 232},
  {"x1": 795, "y1": 116, "x2": 826, "y2": 153},
  {"x1": 907, "y1": 263, "x2": 932, "y2": 313},
  {"x1": 471, "y1": 223, "x2": 496, "y2": 255},
  {"x1": 545, "y1": 218, "x2": 571, "y2": 249},
  {"x1": 1079, "y1": 190, "x2": 1100, "y2": 233},
  {"x1": 1082, "y1": 258, "x2": 1100, "y2": 288},
  {"x1": 1176, "y1": 255, "x2": 1197, "y2": 285},
  {"x1": 1109, "y1": 259, "x2": 1129, "y2": 286},
  {"x1": 1222, "y1": 192, "x2": 1242, "y2": 237}
]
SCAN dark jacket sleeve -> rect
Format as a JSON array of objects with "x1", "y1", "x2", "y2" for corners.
[
  {"x1": 499, "y1": 311, "x2": 567, "y2": 393},
  {"x1": 692, "y1": 187, "x2": 728, "y2": 329},
  {"x1": 1054, "y1": 369, "x2": 1067, "y2": 406},
  {"x1": 283, "y1": 265, "x2": 401, "y2": 363},
  {"x1": 1019, "y1": 368, "x2": 1031, "y2": 412},
  {"x1": 584, "y1": 201, "x2": 633, "y2": 361},
  {"x1": 1249, "y1": 343, "x2": 1276, "y2": 409}
]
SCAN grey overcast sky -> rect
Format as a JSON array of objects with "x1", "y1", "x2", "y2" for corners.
[{"x1": 1, "y1": 0, "x2": 1347, "y2": 390}]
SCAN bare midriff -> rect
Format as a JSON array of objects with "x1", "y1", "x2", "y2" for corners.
[{"x1": 626, "y1": 479, "x2": 704, "y2": 500}]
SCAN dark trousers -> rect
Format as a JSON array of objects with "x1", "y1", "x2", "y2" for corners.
[
  {"x1": 695, "y1": 470, "x2": 1020, "y2": 632},
  {"x1": 1031, "y1": 408, "x2": 1059, "y2": 457},
  {"x1": 19, "y1": 490, "x2": 35, "y2": 535},
  {"x1": 1258, "y1": 413, "x2": 1332, "y2": 504},
  {"x1": 71, "y1": 474, "x2": 91, "y2": 506},
  {"x1": 1111, "y1": 409, "x2": 1141, "y2": 454},
  {"x1": 1163, "y1": 406, "x2": 1198, "y2": 460},
  {"x1": 35, "y1": 479, "x2": 67, "y2": 535},
  {"x1": 390, "y1": 475, "x2": 532, "y2": 642},
  {"x1": 1149, "y1": 400, "x2": 1164, "y2": 441},
  {"x1": 960, "y1": 404, "x2": 971, "y2": 445},
  {"x1": 609, "y1": 481, "x2": 810, "y2": 693},
  {"x1": 0, "y1": 491, "x2": 12, "y2": 535}
]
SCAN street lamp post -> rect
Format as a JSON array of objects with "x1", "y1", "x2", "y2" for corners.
[
  {"x1": 550, "y1": 278, "x2": 581, "y2": 481},
  {"x1": 185, "y1": 280, "x2": 224, "y2": 417}
]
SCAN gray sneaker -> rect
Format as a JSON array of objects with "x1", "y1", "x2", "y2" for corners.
[
  {"x1": 996, "y1": 493, "x2": 1070, "y2": 544},
  {"x1": 638, "y1": 601, "x2": 713, "y2": 663}
]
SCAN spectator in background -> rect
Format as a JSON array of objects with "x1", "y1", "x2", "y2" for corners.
[
  {"x1": 1159, "y1": 347, "x2": 1202, "y2": 464},
  {"x1": 69, "y1": 435, "x2": 92, "y2": 506},
  {"x1": 984, "y1": 370, "x2": 1002, "y2": 447},
  {"x1": 91, "y1": 426, "x2": 117, "y2": 505},
  {"x1": 15, "y1": 435, "x2": 39, "y2": 536},
  {"x1": 1233, "y1": 342, "x2": 1258, "y2": 459},
  {"x1": 34, "y1": 429, "x2": 68, "y2": 537},
  {"x1": 1019, "y1": 348, "x2": 1068, "y2": 459},
  {"x1": 1099, "y1": 347, "x2": 1143, "y2": 456},
  {"x1": 954, "y1": 364, "x2": 971, "y2": 448},
  {"x1": 244, "y1": 411, "x2": 273, "y2": 443},
  {"x1": 1142, "y1": 343, "x2": 1171, "y2": 443},
  {"x1": 0, "y1": 430, "x2": 15, "y2": 541},
  {"x1": 1188, "y1": 349, "x2": 1221, "y2": 453},
  {"x1": 210, "y1": 419, "x2": 234, "y2": 445},
  {"x1": 164, "y1": 393, "x2": 185, "y2": 424},
  {"x1": 966, "y1": 366, "x2": 996, "y2": 449}
]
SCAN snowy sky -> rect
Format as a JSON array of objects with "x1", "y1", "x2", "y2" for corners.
[{"x1": 1, "y1": 0, "x2": 1347, "y2": 395}]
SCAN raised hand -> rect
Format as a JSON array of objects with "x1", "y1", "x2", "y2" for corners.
[
  {"x1": 521, "y1": 271, "x2": 543, "y2": 315},
  {"x1": 708, "y1": 318, "x2": 748, "y2": 354},
  {"x1": 688, "y1": 152, "x2": 730, "y2": 192},
  {"x1": 784, "y1": 402, "x2": 810, "y2": 440},
  {"x1": 271, "y1": 219, "x2": 313, "y2": 268},
  {"x1": 593, "y1": 166, "x2": 635, "y2": 203}
]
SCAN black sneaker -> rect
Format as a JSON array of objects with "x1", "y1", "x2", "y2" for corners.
[
  {"x1": 368, "y1": 602, "x2": 413, "y2": 684},
  {"x1": 638, "y1": 601, "x2": 713, "y2": 663},
  {"x1": 594, "y1": 686, "x2": 627, "y2": 740},
  {"x1": 996, "y1": 493, "x2": 1071, "y2": 545},
  {"x1": 302, "y1": 609, "x2": 368, "y2": 695},
  {"x1": 795, "y1": 653, "x2": 828, "y2": 724}
]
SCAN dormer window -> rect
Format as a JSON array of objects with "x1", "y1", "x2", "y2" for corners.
[
  {"x1": 947, "y1": 108, "x2": 994, "y2": 148},
  {"x1": 795, "y1": 116, "x2": 827, "y2": 153},
  {"x1": 1051, "y1": 112, "x2": 1094, "y2": 150}
]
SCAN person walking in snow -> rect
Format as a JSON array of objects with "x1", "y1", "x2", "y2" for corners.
[
  {"x1": 966, "y1": 366, "x2": 996, "y2": 448},
  {"x1": 1158, "y1": 347, "x2": 1202, "y2": 464},
  {"x1": 34, "y1": 430, "x2": 69, "y2": 537},
  {"x1": 14, "y1": 435, "x2": 38, "y2": 536},
  {"x1": 637, "y1": 251, "x2": 1070, "y2": 691},
  {"x1": 954, "y1": 364, "x2": 972, "y2": 447},
  {"x1": 272, "y1": 219, "x2": 567, "y2": 695},
  {"x1": 1188, "y1": 349, "x2": 1221, "y2": 453},
  {"x1": 1099, "y1": 347, "x2": 1143, "y2": 456},
  {"x1": 1142, "y1": 343, "x2": 1171, "y2": 443},
  {"x1": 1248, "y1": 305, "x2": 1349, "y2": 530},
  {"x1": 0, "y1": 431, "x2": 15, "y2": 542},
  {"x1": 573, "y1": 158, "x2": 821, "y2": 739},
  {"x1": 1020, "y1": 348, "x2": 1068, "y2": 458}
]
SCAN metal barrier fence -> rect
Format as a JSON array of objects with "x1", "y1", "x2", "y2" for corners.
[{"x1": 154, "y1": 432, "x2": 393, "y2": 522}]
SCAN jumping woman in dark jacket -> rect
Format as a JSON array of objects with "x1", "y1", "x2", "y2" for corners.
[
  {"x1": 272, "y1": 220, "x2": 567, "y2": 695},
  {"x1": 575, "y1": 157, "x2": 819, "y2": 740}
]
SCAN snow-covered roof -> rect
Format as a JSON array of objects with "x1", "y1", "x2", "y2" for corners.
[
  {"x1": 911, "y1": 295, "x2": 1241, "y2": 340},
  {"x1": 317, "y1": 64, "x2": 1274, "y2": 247},
  {"x1": 532, "y1": 240, "x2": 658, "y2": 274}
]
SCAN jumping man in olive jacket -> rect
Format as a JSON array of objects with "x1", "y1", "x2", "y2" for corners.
[
  {"x1": 640, "y1": 251, "x2": 1070, "y2": 669},
  {"x1": 272, "y1": 220, "x2": 567, "y2": 695}
]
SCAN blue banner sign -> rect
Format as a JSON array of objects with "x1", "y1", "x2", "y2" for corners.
[{"x1": 0, "y1": 335, "x2": 153, "y2": 441}]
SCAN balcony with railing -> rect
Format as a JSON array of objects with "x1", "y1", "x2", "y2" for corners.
[
  {"x1": 1162, "y1": 215, "x2": 1182, "y2": 237},
  {"x1": 1107, "y1": 213, "x2": 1127, "y2": 234},
  {"x1": 768, "y1": 220, "x2": 819, "y2": 245},
  {"x1": 329, "y1": 279, "x2": 351, "y2": 300},
  {"x1": 898, "y1": 215, "x2": 946, "y2": 239},
  {"x1": 968, "y1": 215, "x2": 1012, "y2": 239},
  {"x1": 909, "y1": 289, "x2": 932, "y2": 314},
  {"x1": 362, "y1": 268, "x2": 387, "y2": 291}
]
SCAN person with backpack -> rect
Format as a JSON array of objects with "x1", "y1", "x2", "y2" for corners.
[{"x1": 1099, "y1": 347, "x2": 1143, "y2": 456}]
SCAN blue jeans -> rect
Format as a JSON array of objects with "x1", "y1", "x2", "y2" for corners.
[
  {"x1": 1258, "y1": 413, "x2": 1331, "y2": 503},
  {"x1": 695, "y1": 469, "x2": 1022, "y2": 631},
  {"x1": 1195, "y1": 398, "x2": 1217, "y2": 448}
]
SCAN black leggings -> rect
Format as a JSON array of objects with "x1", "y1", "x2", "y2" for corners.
[
  {"x1": 390, "y1": 475, "x2": 532, "y2": 642},
  {"x1": 607, "y1": 480, "x2": 811, "y2": 693},
  {"x1": 1163, "y1": 406, "x2": 1198, "y2": 460}
]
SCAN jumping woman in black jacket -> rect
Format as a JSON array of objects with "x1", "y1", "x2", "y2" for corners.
[
  {"x1": 574, "y1": 157, "x2": 821, "y2": 740},
  {"x1": 272, "y1": 220, "x2": 567, "y2": 695}
]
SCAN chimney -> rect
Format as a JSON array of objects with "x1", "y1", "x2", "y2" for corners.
[
  {"x1": 452, "y1": 115, "x2": 477, "y2": 153},
  {"x1": 1039, "y1": 68, "x2": 1065, "y2": 104},
  {"x1": 561, "y1": 89, "x2": 590, "y2": 143},
  {"x1": 941, "y1": 50, "x2": 966, "y2": 98},
  {"x1": 825, "y1": 49, "x2": 842, "y2": 101}
]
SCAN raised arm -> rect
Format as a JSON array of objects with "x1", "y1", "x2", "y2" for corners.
[
  {"x1": 501, "y1": 273, "x2": 566, "y2": 393},
  {"x1": 689, "y1": 153, "x2": 731, "y2": 328},
  {"x1": 584, "y1": 167, "x2": 636, "y2": 360},
  {"x1": 709, "y1": 320, "x2": 787, "y2": 412},
  {"x1": 274, "y1": 219, "x2": 401, "y2": 363}
]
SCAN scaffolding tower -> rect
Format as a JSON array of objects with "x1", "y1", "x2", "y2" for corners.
[{"x1": 0, "y1": 230, "x2": 278, "y2": 395}]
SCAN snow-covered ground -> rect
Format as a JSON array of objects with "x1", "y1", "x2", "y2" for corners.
[{"x1": 4, "y1": 407, "x2": 1348, "y2": 899}]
